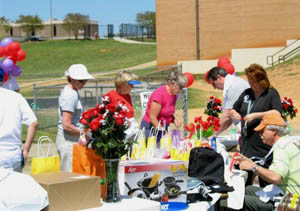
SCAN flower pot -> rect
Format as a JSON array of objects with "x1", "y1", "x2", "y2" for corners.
[{"x1": 103, "y1": 158, "x2": 121, "y2": 203}]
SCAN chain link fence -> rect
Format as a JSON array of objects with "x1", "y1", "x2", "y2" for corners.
[
  {"x1": 119, "y1": 24, "x2": 156, "y2": 41},
  {"x1": 29, "y1": 72, "x2": 188, "y2": 137}
]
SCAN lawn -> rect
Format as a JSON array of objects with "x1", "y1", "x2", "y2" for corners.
[{"x1": 18, "y1": 39, "x2": 156, "y2": 79}]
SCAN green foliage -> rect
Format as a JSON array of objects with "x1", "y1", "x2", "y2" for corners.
[
  {"x1": 0, "y1": 16, "x2": 10, "y2": 34},
  {"x1": 136, "y1": 11, "x2": 156, "y2": 26},
  {"x1": 202, "y1": 126, "x2": 214, "y2": 138},
  {"x1": 16, "y1": 15, "x2": 44, "y2": 37},
  {"x1": 63, "y1": 13, "x2": 90, "y2": 40}
]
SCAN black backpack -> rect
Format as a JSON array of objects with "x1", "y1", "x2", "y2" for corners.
[{"x1": 188, "y1": 147, "x2": 224, "y2": 185}]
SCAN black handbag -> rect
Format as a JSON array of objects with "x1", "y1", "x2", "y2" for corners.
[{"x1": 188, "y1": 147, "x2": 224, "y2": 184}]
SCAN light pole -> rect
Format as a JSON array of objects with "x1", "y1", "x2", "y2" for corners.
[{"x1": 50, "y1": 0, "x2": 53, "y2": 39}]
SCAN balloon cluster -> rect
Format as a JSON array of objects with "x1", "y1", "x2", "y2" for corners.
[
  {"x1": 217, "y1": 56, "x2": 235, "y2": 75},
  {"x1": 0, "y1": 37, "x2": 26, "y2": 81}
]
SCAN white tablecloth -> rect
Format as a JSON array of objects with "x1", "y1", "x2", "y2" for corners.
[{"x1": 82, "y1": 144, "x2": 246, "y2": 211}]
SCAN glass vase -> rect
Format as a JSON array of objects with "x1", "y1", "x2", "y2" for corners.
[{"x1": 103, "y1": 158, "x2": 121, "y2": 203}]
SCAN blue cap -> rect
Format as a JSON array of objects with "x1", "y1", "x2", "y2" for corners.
[{"x1": 128, "y1": 80, "x2": 141, "y2": 85}]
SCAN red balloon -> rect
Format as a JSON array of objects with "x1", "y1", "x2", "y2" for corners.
[
  {"x1": 220, "y1": 62, "x2": 235, "y2": 75},
  {"x1": 0, "y1": 47, "x2": 4, "y2": 58},
  {"x1": 7, "y1": 42, "x2": 21, "y2": 54},
  {"x1": 204, "y1": 71, "x2": 210, "y2": 84},
  {"x1": 4, "y1": 44, "x2": 17, "y2": 58},
  {"x1": 184, "y1": 72, "x2": 194, "y2": 88},
  {"x1": 217, "y1": 57, "x2": 231, "y2": 67},
  {"x1": 16, "y1": 49, "x2": 26, "y2": 61}
]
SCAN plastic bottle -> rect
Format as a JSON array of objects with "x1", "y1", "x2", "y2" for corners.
[
  {"x1": 231, "y1": 126, "x2": 237, "y2": 141},
  {"x1": 210, "y1": 137, "x2": 217, "y2": 151}
]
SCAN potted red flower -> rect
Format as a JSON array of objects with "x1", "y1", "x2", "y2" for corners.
[
  {"x1": 184, "y1": 115, "x2": 220, "y2": 139},
  {"x1": 80, "y1": 94, "x2": 134, "y2": 202},
  {"x1": 204, "y1": 96, "x2": 222, "y2": 118},
  {"x1": 281, "y1": 97, "x2": 298, "y2": 122}
]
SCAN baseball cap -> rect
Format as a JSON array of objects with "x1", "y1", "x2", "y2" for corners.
[
  {"x1": 128, "y1": 80, "x2": 141, "y2": 85},
  {"x1": 65, "y1": 64, "x2": 94, "y2": 80},
  {"x1": 254, "y1": 114, "x2": 286, "y2": 131}
]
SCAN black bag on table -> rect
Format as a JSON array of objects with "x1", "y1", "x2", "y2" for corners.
[{"x1": 188, "y1": 147, "x2": 234, "y2": 193}]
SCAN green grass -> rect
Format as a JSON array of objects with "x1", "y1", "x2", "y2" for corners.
[
  {"x1": 188, "y1": 87, "x2": 219, "y2": 109},
  {"x1": 18, "y1": 39, "x2": 156, "y2": 78},
  {"x1": 22, "y1": 126, "x2": 57, "y2": 144}
]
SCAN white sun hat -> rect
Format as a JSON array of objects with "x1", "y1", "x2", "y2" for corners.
[{"x1": 65, "y1": 64, "x2": 94, "y2": 80}]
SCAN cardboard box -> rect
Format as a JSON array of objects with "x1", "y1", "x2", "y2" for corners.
[
  {"x1": 33, "y1": 171, "x2": 101, "y2": 211},
  {"x1": 119, "y1": 159, "x2": 187, "y2": 207}
]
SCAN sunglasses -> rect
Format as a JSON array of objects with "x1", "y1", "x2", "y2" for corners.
[{"x1": 78, "y1": 80, "x2": 87, "y2": 84}]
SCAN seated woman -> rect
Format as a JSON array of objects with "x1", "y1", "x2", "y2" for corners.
[
  {"x1": 103, "y1": 70, "x2": 141, "y2": 139},
  {"x1": 140, "y1": 70, "x2": 187, "y2": 147}
]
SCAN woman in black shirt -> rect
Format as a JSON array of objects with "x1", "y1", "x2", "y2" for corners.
[{"x1": 230, "y1": 64, "x2": 282, "y2": 186}]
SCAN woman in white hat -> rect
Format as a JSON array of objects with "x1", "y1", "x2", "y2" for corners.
[{"x1": 56, "y1": 64, "x2": 94, "y2": 172}]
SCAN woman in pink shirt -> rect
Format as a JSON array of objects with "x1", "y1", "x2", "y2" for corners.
[{"x1": 141, "y1": 70, "x2": 187, "y2": 146}]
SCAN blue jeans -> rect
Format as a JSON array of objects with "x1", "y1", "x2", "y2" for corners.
[{"x1": 140, "y1": 119, "x2": 167, "y2": 148}]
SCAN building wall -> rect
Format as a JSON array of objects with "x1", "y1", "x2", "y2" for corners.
[
  {"x1": 156, "y1": 0, "x2": 300, "y2": 66},
  {"x1": 8, "y1": 22, "x2": 98, "y2": 39},
  {"x1": 156, "y1": 0, "x2": 197, "y2": 66}
]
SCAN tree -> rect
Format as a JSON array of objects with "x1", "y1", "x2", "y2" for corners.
[
  {"x1": 63, "y1": 13, "x2": 90, "y2": 40},
  {"x1": 16, "y1": 15, "x2": 44, "y2": 37},
  {"x1": 0, "y1": 16, "x2": 10, "y2": 35},
  {"x1": 136, "y1": 11, "x2": 156, "y2": 26},
  {"x1": 136, "y1": 11, "x2": 156, "y2": 38}
]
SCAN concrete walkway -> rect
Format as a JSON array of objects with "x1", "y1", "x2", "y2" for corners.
[{"x1": 113, "y1": 37, "x2": 156, "y2": 45}]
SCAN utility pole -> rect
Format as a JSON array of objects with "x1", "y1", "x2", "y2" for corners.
[
  {"x1": 50, "y1": 0, "x2": 53, "y2": 39},
  {"x1": 195, "y1": 0, "x2": 200, "y2": 60}
]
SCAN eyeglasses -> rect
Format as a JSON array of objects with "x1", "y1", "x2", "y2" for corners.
[
  {"x1": 172, "y1": 82, "x2": 184, "y2": 89},
  {"x1": 78, "y1": 80, "x2": 87, "y2": 84}
]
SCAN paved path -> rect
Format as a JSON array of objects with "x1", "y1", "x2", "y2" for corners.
[{"x1": 113, "y1": 37, "x2": 156, "y2": 45}]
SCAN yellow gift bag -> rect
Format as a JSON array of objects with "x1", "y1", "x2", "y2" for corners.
[{"x1": 31, "y1": 136, "x2": 60, "y2": 175}]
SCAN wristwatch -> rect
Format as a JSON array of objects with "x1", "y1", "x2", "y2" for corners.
[{"x1": 252, "y1": 165, "x2": 259, "y2": 173}]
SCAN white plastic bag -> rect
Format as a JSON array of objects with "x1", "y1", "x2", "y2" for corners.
[{"x1": 0, "y1": 167, "x2": 49, "y2": 211}]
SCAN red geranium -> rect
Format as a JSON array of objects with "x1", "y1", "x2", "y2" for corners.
[
  {"x1": 80, "y1": 94, "x2": 133, "y2": 159},
  {"x1": 204, "y1": 96, "x2": 222, "y2": 118},
  {"x1": 281, "y1": 97, "x2": 297, "y2": 121}
]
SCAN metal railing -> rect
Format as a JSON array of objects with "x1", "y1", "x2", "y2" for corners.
[{"x1": 267, "y1": 38, "x2": 300, "y2": 66}]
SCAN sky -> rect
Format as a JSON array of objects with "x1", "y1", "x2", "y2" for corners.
[{"x1": 0, "y1": 0, "x2": 155, "y2": 30}]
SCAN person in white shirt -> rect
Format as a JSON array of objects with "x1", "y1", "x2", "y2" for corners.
[
  {"x1": 56, "y1": 64, "x2": 94, "y2": 172},
  {"x1": 2, "y1": 76, "x2": 20, "y2": 92},
  {"x1": 206, "y1": 66, "x2": 249, "y2": 136},
  {"x1": 0, "y1": 68, "x2": 38, "y2": 172}
]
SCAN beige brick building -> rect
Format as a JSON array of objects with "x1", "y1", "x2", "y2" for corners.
[
  {"x1": 2, "y1": 19, "x2": 98, "y2": 39},
  {"x1": 156, "y1": 0, "x2": 300, "y2": 66}
]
